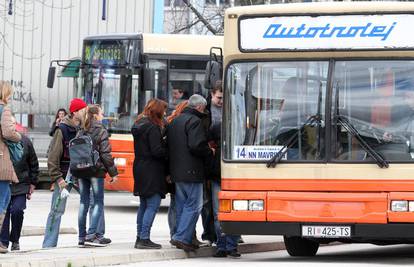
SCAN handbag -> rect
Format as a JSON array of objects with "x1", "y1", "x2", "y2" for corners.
[{"x1": 0, "y1": 105, "x2": 24, "y2": 164}]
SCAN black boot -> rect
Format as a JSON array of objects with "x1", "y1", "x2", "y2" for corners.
[
  {"x1": 137, "y1": 239, "x2": 161, "y2": 249},
  {"x1": 134, "y1": 236, "x2": 141, "y2": 249}
]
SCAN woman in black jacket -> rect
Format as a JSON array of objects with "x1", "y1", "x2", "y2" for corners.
[
  {"x1": 131, "y1": 98, "x2": 168, "y2": 249},
  {"x1": 77, "y1": 105, "x2": 118, "y2": 247},
  {"x1": 49, "y1": 108, "x2": 67, "y2": 137}
]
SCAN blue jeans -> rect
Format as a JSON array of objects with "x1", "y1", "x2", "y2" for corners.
[
  {"x1": 0, "y1": 194, "x2": 26, "y2": 246},
  {"x1": 136, "y1": 194, "x2": 161, "y2": 240},
  {"x1": 78, "y1": 177, "x2": 104, "y2": 240},
  {"x1": 0, "y1": 181, "x2": 11, "y2": 215},
  {"x1": 173, "y1": 182, "x2": 203, "y2": 244},
  {"x1": 42, "y1": 182, "x2": 69, "y2": 248},
  {"x1": 212, "y1": 181, "x2": 239, "y2": 252},
  {"x1": 168, "y1": 194, "x2": 176, "y2": 238},
  {"x1": 43, "y1": 178, "x2": 106, "y2": 248}
]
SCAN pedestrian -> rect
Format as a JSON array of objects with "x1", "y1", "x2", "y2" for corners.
[
  {"x1": 42, "y1": 98, "x2": 87, "y2": 248},
  {"x1": 78, "y1": 104, "x2": 118, "y2": 247},
  {"x1": 208, "y1": 81, "x2": 241, "y2": 258},
  {"x1": 0, "y1": 81, "x2": 21, "y2": 254},
  {"x1": 49, "y1": 108, "x2": 68, "y2": 137},
  {"x1": 166, "y1": 100, "x2": 188, "y2": 240},
  {"x1": 132, "y1": 99, "x2": 168, "y2": 249},
  {"x1": 167, "y1": 94, "x2": 213, "y2": 252},
  {"x1": 0, "y1": 135, "x2": 39, "y2": 252}
]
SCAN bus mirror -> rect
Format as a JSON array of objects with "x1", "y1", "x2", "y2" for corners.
[
  {"x1": 47, "y1": 66, "x2": 56, "y2": 88},
  {"x1": 204, "y1": 60, "x2": 222, "y2": 89},
  {"x1": 143, "y1": 68, "x2": 155, "y2": 91}
]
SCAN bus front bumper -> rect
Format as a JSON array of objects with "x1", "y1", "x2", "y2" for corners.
[{"x1": 221, "y1": 221, "x2": 414, "y2": 241}]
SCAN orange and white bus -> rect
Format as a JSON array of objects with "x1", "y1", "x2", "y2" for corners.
[
  {"x1": 49, "y1": 33, "x2": 223, "y2": 192},
  {"x1": 215, "y1": 1, "x2": 414, "y2": 256}
]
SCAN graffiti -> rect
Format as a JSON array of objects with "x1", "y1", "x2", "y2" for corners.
[{"x1": 10, "y1": 79, "x2": 34, "y2": 105}]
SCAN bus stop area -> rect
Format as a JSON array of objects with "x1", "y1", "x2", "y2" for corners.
[{"x1": 0, "y1": 191, "x2": 282, "y2": 267}]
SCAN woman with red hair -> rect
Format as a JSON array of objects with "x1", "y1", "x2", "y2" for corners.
[{"x1": 131, "y1": 99, "x2": 168, "y2": 249}]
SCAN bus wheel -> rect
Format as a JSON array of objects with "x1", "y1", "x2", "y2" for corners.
[{"x1": 283, "y1": 236, "x2": 319, "y2": 257}]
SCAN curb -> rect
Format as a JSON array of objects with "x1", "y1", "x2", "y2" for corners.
[
  {"x1": 0, "y1": 241, "x2": 283, "y2": 267},
  {"x1": 21, "y1": 227, "x2": 77, "y2": 237}
]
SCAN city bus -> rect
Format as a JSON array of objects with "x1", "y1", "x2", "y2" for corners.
[
  {"x1": 49, "y1": 33, "x2": 223, "y2": 192},
  {"x1": 213, "y1": 1, "x2": 414, "y2": 256}
]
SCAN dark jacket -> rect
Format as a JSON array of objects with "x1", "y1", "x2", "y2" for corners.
[
  {"x1": 49, "y1": 121, "x2": 58, "y2": 137},
  {"x1": 86, "y1": 120, "x2": 118, "y2": 178},
  {"x1": 47, "y1": 116, "x2": 77, "y2": 183},
  {"x1": 131, "y1": 117, "x2": 167, "y2": 198},
  {"x1": 208, "y1": 122, "x2": 221, "y2": 182},
  {"x1": 11, "y1": 135, "x2": 39, "y2": 195},
  {"x1": 167, "y1": 107, "x2": 212, "y2": 183}
]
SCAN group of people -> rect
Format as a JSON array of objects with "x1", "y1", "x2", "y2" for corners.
[
  {"x1": 0, "y1": 79, "x2": 240, "y2": 258},
  {"x1": 132, "y1": 81, "x2": 240, "y2": 257}
]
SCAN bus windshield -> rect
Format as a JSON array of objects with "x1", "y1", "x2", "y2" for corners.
[
  {"x1": 224, "y1": 60, "x2": 414, "y2": 163},
  {"x1": 224, "y1": 61, "x2": 329, "y2": 162},
  {"x1": 81, "y1": 67, "x2": 139, "y2": 134}
]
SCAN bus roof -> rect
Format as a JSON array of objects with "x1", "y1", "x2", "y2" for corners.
[
  {"x1": 142, "y1": 33, "x2": 223, "y2": 56},
  {"x1": 225, "y1": 1, "x2": 414, "y2": 16},
  {"x1": 84, "y1": 33, "x2": 142, "y2": 41}
]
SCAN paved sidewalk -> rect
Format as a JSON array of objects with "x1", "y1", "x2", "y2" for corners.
[{"x1": 0, "y1": 238, "x2": 284, "y2": 267}]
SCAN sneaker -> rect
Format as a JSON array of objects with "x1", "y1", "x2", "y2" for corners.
[
  {"x1": 0, "y1": 243, "x2": 8, "y2": 254},
  {"x1": 11, "y1": 242, "x2": 20, "y2": 251},
  {"x1": 85, "y1": 237, "x2": 107, "y2": 247},
  {"x1": 136, "y1": 239, "x2": 161, "y2": 249},
  {"x1": 227, "y1": 249, "x2": 241, "y2": 258},
  {"x1": 97, "y1": 237, "x2": 111, "y2": 245},
  {"x1": 238, "y1": 237, "x2": 244, "y2": 244},
  {"x1": 78, "y1": 240, "x2": 86, "y2": 248},
  {"x1": 213, "y1": 250, "x2": 227, "y2": 258}
]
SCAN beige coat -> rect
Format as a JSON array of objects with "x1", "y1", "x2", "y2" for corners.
[{"x1": 0, "y1": 101, "x2": 21, "y2": 183}]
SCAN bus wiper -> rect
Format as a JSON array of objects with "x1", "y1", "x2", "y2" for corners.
[
  {"x1": 334, "y1": 81, "x2": 388, "y2": 168},
  {"x1": 336, "y1": 115, "x2": 389, "y2": 168},
  {"x1": 266, "y1": 114, "x2": 321, "y2": 168}
]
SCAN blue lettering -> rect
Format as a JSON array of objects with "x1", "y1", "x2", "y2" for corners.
[
  {"x1": 248, "y1": 151, "x2": 257, "y2": 158},
  {"x1": 263, "y1": 22, "x2": 397, "y2": 41}
]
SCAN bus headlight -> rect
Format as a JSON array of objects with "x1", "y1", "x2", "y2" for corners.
[
  {"x1": 114, "y1": 158, "x2": 127, "y2": 167},
  {"x1": 249, "y1": 200, "x2": 264, "y2": 211},
  {"x1": 233, "y1": 200, "x2": 248, "y2": 211},
  {"x1": 391, "y1": 200, "x2": 408, "y2": 212},
  {"x1": 409, "y1": 201, "x2": 414, "y2": 212}
]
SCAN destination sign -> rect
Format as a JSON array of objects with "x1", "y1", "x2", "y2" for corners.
[
  {"x1": 233, "y1": 145, "x2": 286, "y2": 161},
  {"x1": 240, "y1": 14, "x2": 414, "y2": 51},
  {"x1": 84, "y1": 41, "x2": 126, "y2": 65}
]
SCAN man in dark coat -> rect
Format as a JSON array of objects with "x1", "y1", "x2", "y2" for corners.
[
  {"x1": 167, "y1": 94, "x2": 213, "y2": 252},
  {"x1": 0, "y1": 135, "x2": 39, "y2": 251}
]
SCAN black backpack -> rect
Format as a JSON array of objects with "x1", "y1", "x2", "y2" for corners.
[{"x1": 69, "y1": 130, "x2": 99, "y2": 178}]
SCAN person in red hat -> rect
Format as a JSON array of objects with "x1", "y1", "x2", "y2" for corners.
[{"x1": 42, "y1": 98, "x2": 88, "y2": 248}]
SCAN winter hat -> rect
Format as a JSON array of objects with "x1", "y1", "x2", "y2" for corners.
[{"x1": 69, "y1": 98, "x2": 87, "y2": 113}]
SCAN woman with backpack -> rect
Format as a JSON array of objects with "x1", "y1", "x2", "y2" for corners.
[
  {"x1": 0, "y1": 81, "x2": 21, "y2": 254},
  {"x1": 132, "y1": 99, "x2": 168, "y2": 249},
  {"x1": 78, "y1": 104, "x2": 118, "y2": 247}
]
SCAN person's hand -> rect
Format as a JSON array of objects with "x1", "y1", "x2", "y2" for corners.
[
  {"x1": 57, "y1": 178, "x2": 67, "y2": 190},
  {"x1": 211, "y1": 147, "x2": 216, "y2": 156},
  {"x1": 166, "y1": 175, "x2": 172, "y2": 184},
  {"x1": 55, "y1": 118, "x2": 61, "y2": 126},
  {"x1": 109, "y1": 176, "x2": 118, "y2": 184},
  {"x1": 29, "y1": 184, "x2": 35, "y2": 195}
]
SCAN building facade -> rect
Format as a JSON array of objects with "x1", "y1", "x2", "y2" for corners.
[{"x1": 0, "y1": 0, "x2": 154, "y2": 130}]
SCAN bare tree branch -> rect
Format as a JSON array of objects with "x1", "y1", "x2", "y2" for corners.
[{"x1": 182, "y1": 0, "x2": 218, "y2": 35}]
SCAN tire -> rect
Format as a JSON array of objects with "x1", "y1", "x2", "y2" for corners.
[{"x1": 283, "y1": 236, "x2": 319, "y2": 257}]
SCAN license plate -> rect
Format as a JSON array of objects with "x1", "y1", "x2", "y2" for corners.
[{"x1": 302, "y1": 225, "x2": 351, "y2": 238}]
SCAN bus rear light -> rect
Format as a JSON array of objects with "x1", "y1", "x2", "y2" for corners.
[
  {"x1": 233, "y1": 200, "x2": 249, "y2": 211},
  {"x1": 219, "y1": 199, "x2": 231, "y2": 213},
  {"x1": 391, "y1": 200, "x2": 408, "y2": 212}
]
